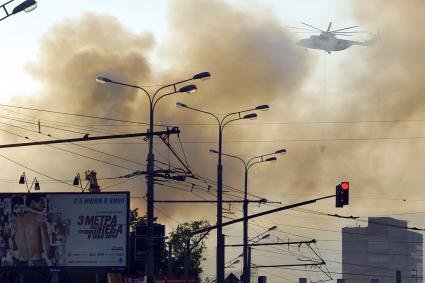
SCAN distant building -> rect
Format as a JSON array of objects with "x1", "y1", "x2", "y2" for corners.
[{"x1": 342, "y1": 217, "x2": 422, "y2": 283}]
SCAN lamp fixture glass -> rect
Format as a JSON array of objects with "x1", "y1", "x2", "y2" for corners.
[
  {"x1": 275, "y1": 149, "x2": 286, "y2": 154},
  {"x1": 265, "y1": 157, "x2": 277, "y2": 162},
  {"x1": 95, "y1": 76, "x2": 112, "y2": 84}
]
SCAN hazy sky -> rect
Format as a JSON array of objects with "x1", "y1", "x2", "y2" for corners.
[{"x1": 0, "y1": 1, "x2": 423, "y2": 282}]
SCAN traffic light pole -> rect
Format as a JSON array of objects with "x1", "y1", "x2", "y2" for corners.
[
  {"x1": 194, "y1": 194, "x2": 335, "y2": 235},
  {"x1": 184, "y1": 194, "x2": 336, "y2": 283}
]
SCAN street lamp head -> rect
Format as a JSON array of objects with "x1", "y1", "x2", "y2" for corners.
[
  {"x1": 193, "y1": 72, "x2": 211, "y2": 81},
  {"x1": 179, "y1": 84, "x2": 197, "y2": 94},
  {"x1": 255, "y1": 104, "x2": 269, "y2": 111},
  {"x1": 96, "y1": 76, "x2": 112, "y2": 84},
  {"x1": 261, "y1": 234, "x2": 271, "y2": 240},
  {"x1": 13, "y1": 0, "x2": 37, "y2": 14},
  {"x1": 19, "y1": 173, "x2": 25, "y2": 184},
  {"x1": 265, "y1": 157, "x2": 277, "y2": 162},
  {"x1": 34, "y1": 179, "x2": 40, "y2": 191},
  {"x1": 209, "y1": 149, "x2": 219, "y2": 154},
  {"x1": 73, "y1": 174, "x2": 80, "y2": 186},
  {"x1": 268, "y1": 225, "x2": 277, "y2": 231},
  {"x1": 275, "y1": 149, "x2": 286, "y2": 154},
  {"x1": 176, "y1": 102, "x2": 187, "y2": 108},
  {"x1": 242, "y1": 113, "x2": 257, "y2": 120}
]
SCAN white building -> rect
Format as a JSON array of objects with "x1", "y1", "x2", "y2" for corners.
[{"x1": 342, "y1": 217, "x2": 422, "y2": 283}]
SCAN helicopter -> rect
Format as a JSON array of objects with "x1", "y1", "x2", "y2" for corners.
[{"x1": 291, "y1": 22, "x2": 372, "y2": 54}]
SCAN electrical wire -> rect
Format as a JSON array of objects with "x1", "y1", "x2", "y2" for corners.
[
  {"x1": 0, "y1": 153, "x2": 75, "y2": 188},
  {"x1": 0, "y1": 103, "x2": 170, "y2": 127}
]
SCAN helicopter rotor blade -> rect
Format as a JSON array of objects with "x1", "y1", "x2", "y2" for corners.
[
  {"x1": 331, "y1": 26, "x2": 359, "y2": 32},
  {"x1": 286, "y1": 26, "x2": 318, "y2": 32},
  {"x1": 326, "y1": 21, "x2": 332, "y2": 32},
  {"x1": 300, "y1": 22, "x2": 325, "y2": 32},
  {"x1": 333, "y1": 31, "x2": 369, "y2": 34}
]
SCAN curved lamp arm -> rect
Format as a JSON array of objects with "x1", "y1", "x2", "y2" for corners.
[
  {"x1": 153, "y1": 85, "x2": 197, "y2": 110},
  {"x1": 152, "y1": 71, "x2": 210, "y2": 101},
  {"x1": 96, "y1": 76, "x2": 152, "y2": 102},
  {"x1": 247, "y1": 149, "x2": 286, "y2": 167},
  {"x1": 176, "y1": 103, "x2": 220, "y2": 125},
  {"x1": 247, "y1": 157, "x2": 276, "y2": 170},
  {"x1": 209, "y1": 149, "x2": 248, "y2": 171},
  {"x1": 221, "y1": 104, "x2": 269, "y2": 125}
]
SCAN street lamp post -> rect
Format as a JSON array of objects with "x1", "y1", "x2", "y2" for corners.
[
  {"x1": 96, "y1": 71, "x2": 211, "y2": 283},
  {"x1": 176, "y1": 102, "x2": 269, "y2": 283},
  {"x1": 0, "y1": 0, "x2": 37, "y2": 22},
  {"x1": 209, "y1": 149, "x2": 286, "y2": 283}
]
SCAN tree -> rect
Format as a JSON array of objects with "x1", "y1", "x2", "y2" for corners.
[
  {"x1": 168, "y1": 220, "x2": 209, "y2": 281},
  {"x1": 129, "y1": 208, "x2": 157, "y2": 235}
]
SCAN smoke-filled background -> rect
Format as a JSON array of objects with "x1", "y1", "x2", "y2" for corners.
[{"x1": 0, "y1": 0, "x2": 425, "y2": 281}]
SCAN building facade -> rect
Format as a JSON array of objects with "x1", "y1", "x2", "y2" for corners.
[{"x1": 342, "y1": 217, "x2": 422, "y2": 283}]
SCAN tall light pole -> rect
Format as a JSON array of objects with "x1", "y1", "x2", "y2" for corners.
[
  {"x1": 209, "y1": 149, "x2": 286, "y2": 283},
  {"x1": 0, "y1": 0, "x2": 37, "y2": 22},
  {"x1": 96, "y1": 71, "x2": 211, "y2": 283},
  {"x1": 176, "y1": 102, "x2": 269, "y2": 283}
]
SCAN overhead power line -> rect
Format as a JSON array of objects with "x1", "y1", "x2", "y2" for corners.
[{"x1": 0, "y1": 103, "x2": 170, "y2": 127}]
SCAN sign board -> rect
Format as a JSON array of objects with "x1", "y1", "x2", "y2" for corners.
[
  {"x1": 135, "y1": 224, "x2": 165, "y2": 261},
  {"x1": 0, "y1": 192, "x2": 129, "y2": 272}
]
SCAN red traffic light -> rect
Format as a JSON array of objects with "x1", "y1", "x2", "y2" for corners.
[{"x1": 341, "y1": 182, "x2": 349, "y2": 190}]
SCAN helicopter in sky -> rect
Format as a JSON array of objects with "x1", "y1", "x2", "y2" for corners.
[{"x1": 291, "y1": 22, "x2": 372, "y2": 54}]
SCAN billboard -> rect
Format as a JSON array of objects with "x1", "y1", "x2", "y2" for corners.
[{"x1": 0, "y1": 192, "x2": 129, "y2": 272}]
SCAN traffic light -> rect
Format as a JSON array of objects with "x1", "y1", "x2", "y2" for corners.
[
  {"x1": 336, "y1": 182, "x2": 349, "y2": 207},
  {"x1": 341, "y1": 181, "x2": 349, "y2": 205}
]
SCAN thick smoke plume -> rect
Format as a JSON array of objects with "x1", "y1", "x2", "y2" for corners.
[
  {"x1": 6, "y1": 1, "x2": 423, "y2": 221},
  {"x1": 27, "y1": 12, "x2": 155, "y2": 119},
  {"x1": 7, "y1": 1, "x2": 313, "y2": 221},
  {"x1": 331, "y1": 0, "x2": 425, "y2": 214}
]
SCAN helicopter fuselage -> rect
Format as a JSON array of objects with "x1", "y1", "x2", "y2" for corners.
[{"x1": 297, "y1": 34, "x2": 366, "y2": 53}]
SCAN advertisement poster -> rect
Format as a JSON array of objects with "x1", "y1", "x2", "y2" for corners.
[{"x1": 0, "y1": 192, "x2": 129, "y2": 271}]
